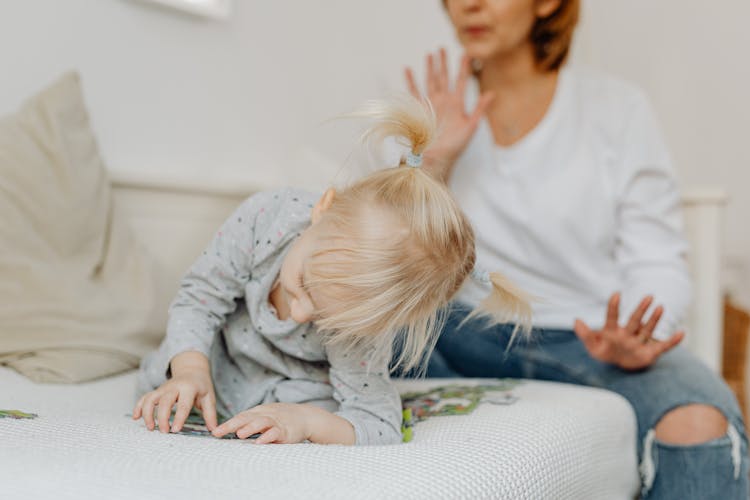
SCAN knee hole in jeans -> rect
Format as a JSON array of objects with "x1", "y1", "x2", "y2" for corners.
[{"x1": 654, "y1": 403, "x2": 727, "y2": 445}]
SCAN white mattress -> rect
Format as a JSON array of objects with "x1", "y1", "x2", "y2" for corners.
[{"x1": 0, "y1": 367, "x2": 639, "y2": 499}]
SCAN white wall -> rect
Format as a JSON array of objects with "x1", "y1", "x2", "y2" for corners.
[
  {"x1": 1, "y1": 0, "x2": 748, "y2": 307},
  {"x1": 0, "y1": 0, "x2": 457, "y2": 188}
]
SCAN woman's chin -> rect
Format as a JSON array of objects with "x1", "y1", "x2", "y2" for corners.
[{"x1": 461, "y1": 44, "x2": 496, "y2": 64}]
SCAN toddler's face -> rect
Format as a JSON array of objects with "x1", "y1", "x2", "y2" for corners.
[
  {"x1": 276, "y1": 227, "x2": 319, "y2": 324},
  {"x1": 275, "y1": 189, "x2": 406, "y2": 328},
  {"x1": 275, "y1": 189, "x2": 341, "y2": 324}
]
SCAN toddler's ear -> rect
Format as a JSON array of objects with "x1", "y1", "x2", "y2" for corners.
[{"x1": 311, "y1": 188, "x2": 336, "y2": 224}]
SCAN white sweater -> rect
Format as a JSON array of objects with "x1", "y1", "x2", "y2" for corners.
[{"x1": 448, "y1": 67, "x2": 691, "y2": 339}]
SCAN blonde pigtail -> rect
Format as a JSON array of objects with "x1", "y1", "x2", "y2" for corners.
[
  {"x1": 344, "y1": 94, "x2": 437, "y2": 162},
  {"x1": 461, "y1": 268, "x2": 533, "y2": 341},
  {"x1": 485, "y1": 272, "x2": 532, "y2": 331}
]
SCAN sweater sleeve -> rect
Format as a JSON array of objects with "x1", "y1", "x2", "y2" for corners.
[
  {"x1": 156, "y1": 192, "x2": 269, "y2": 376},
  {"x1": 326, "y1": 344, "x2": 403, "y2": 446},
  {"x1": 613, "y1": 91, "x2": 692, "y2": 340}
]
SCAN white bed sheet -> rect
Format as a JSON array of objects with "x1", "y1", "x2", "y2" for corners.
[{"x1": 1, "y1": 367, "x2": 638, "y2": 499}]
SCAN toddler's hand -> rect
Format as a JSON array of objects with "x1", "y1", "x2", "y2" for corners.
[
  {"x1": 212, "y1": 403, "x2": 311, "y2": 444},
  {"x1": 132, "y1": 367, "x2": 217, "y2": 434}
]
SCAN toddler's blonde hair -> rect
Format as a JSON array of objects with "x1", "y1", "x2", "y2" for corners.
[{"x1": 307, "y1": 95, "x2": 531, "y2": 373}]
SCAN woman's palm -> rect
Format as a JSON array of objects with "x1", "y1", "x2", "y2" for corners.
[{"x1": 405, "y1": 48, "x2": 494, "y2": 179}]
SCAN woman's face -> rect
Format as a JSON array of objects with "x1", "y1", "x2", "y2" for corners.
[{"x1": 444, "y1": 0, "x2": 560, "y2": 62}]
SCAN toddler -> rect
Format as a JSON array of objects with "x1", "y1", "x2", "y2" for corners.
[{"x1": 133, "y1": 96, "x2": 529, "y2": 445}]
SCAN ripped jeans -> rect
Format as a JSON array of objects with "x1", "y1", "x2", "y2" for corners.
[{"x1": 412, "y1": 304, "x2": 749, "y2": 499}]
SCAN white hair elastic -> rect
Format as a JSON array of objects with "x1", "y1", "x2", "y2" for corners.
[
  {"x1": 405, "y1": 151, "x2": 423, "y2": 168},
  {"x1": 471, "y1": 267, "x2": 491, "y2": 284}
]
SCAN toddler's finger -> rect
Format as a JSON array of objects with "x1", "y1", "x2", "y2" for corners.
[
  {"x1": 171, "y1": 394, "x2": 194, "y2": 433},
  {"x1": 156, "y1": 394, "x2": 175, "y2": 433},
  {"x1": 254, "y1": 426, "x2": 282, "y2": 445},
  {"x1": 201, "y1": 395, "x2": 219, "y2": 431},
  {"x1": 141, "y1": 394, "x2": 159, "y2": 430},
  {"x1": 235, "y1": 416, "x2": 275, "y2": 440},
  {"x1": 133, "y1": 396, "x2": 145, "y2": 419},
  {"x1": 214, "y1": 415, "x2": 270, "y2": 439},
  {"x1": 212, "y1": 416, "x2": 241, "y2": 438}
]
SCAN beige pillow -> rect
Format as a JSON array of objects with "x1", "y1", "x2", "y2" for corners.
[{"x1": 0, "y1": 72, "x2": 159, "y2": 383}]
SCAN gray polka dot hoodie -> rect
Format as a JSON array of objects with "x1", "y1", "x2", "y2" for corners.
[{"x1": 137, "y1": 189, "x2": 402, "y2": 445}]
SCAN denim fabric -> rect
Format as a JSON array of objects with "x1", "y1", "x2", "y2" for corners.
[{"x1": 401, "y1": 304, "x2": 749, "y2": 499}]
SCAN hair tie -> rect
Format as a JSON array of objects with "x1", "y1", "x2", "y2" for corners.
[
  {"x1": 471, "y1": 267, "x2": 491, "y2": 284},
  {"x1": 405, "y1": 151, "x2": 423, "y2": 168}
]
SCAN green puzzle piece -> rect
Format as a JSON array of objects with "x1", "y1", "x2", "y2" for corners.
[
  {"x1": 401, "y1": 380, "x2": 521, "y2": 428},
  {"x1": 0, "y1": 409, "x2": 38, "y2": 419}
]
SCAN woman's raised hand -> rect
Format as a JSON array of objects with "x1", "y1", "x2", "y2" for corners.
[
  {"x1": 573, "y1": 293, "x2": 685, "y2": 371},
  {"x1": 405, "y1": 48, "x2": 494, "y2": 181}
]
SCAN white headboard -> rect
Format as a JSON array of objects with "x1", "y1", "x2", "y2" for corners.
[
  {"x1": 682, "y1": 189, "x2": 728, "y2": 372},
  {"x1": 111, "y1": 170, "x2": 726, "y2": 372}
]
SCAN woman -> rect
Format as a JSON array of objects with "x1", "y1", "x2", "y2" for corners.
[{"x1": 404, "y1": 1, "x2": 748, "y2": 498}]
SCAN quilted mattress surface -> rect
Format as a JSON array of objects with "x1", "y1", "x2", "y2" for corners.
[{"x1": 0, "y1": 367, "x2": 638, "y2": 499}]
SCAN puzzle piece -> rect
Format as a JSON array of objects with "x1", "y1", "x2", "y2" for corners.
[
  {"x1": 131, "y1": 408, "x2": 259, "y2": 440},
  {"x1": 0, "y1": 409, "x2": 38, "y2": 419},
  {"x1": 401, "y1": 380, "x2": 521, "y2": 424}
]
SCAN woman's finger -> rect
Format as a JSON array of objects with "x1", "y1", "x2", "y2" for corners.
[
  {"x1": 455, "y1": 54, "x2": 471, "y2": 99},
  {"x1": 156, "y1": 393, "x2": 176, "y2": 433},
  {"x1": 405, "y1": 67, "x2": 420, "y2": 99},
  {"x1": 651, "y1": 331, "x2": 685, "y2": 357},
  {"x1": 573, "y1": 319, "x2": 595, "y2": 344},
  {"x1": 439, "y1": 47, "x2": 449, "y2": 92},
  {"x1": 170, "y1": 392, "x2": 195, "y2": 433},
  {"x1": 254, "y1": 426, "x2": 282, "y2": 445},
  {"x1": 625, "y1": 296, "x2": 653, "y2": 335},
  {"x1": 604, "y1": 293, "x2": 621, "y2": 332},
  {"x1": 637, "y1": 305, "x2": 664, "y2": 342},
  {"x1": 574, "y1": 319, "x2": 610, "y2": 360},
  {"x1": 426, "y1": 53, "x2": 437, "y2": 96}
]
